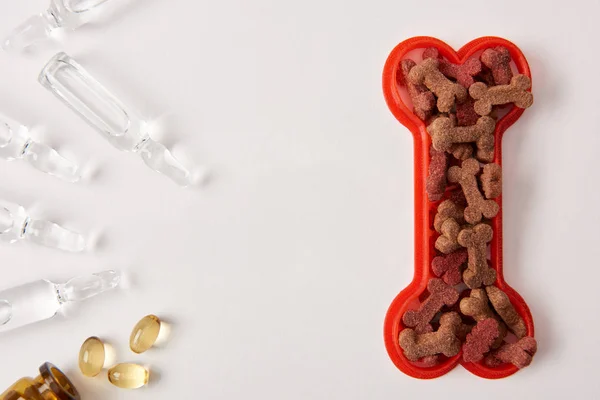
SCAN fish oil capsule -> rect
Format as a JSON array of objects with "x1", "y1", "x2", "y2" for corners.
[
  {"x1": 78, "y1": 337, "x2": 106, "y2": 377},
  {"x1": 108, "y1": 363, "x2": 149, "y2": 389},
  {"x1": 130, "y1": 314, "x2": 161, "y2": 354}
]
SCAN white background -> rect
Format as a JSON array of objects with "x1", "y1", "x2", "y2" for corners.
[{"x1": 0, "y1": 0, "x2": 598, "y2": 398}]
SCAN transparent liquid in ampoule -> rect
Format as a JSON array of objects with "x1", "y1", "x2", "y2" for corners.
[
  {"x1": 39, "y1": 52, "x2": 195, "y2": 186},
  {"x1": 0, "y1": 271, "x2": 120, "y2": 333},
  {"x1": 39, "y1": 52, "x2": 147, "y2": 152},
  {"x1": 0, "y1": 280, "x2": 61, "y2": 332}
]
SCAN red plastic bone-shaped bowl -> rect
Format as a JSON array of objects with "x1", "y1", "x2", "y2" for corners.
[{"x1": 382, "y1": 36, "x2": 535, "y2": 379}]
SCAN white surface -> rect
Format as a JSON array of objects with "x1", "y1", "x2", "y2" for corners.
[{"x1": 0, "y1": 0, "x2": 598, "y2": 398}]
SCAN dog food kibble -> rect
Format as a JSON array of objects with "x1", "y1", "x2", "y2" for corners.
[
  {"x1": 130, "y1": 314, "x2": 162, "y2": 354},
  {"x1": 458, "y1": 223, "x2": 497, "y2": 289},
  {"x1": 408, "y1": 58, "x2": 468, "y2": 113},
  {"x1": 480, "y1": 46, "x2": 513, "y2": 85},
  {"x1": 398, "y1": 59, "x2": 436, "y2": 121},
  {"x1": 434, "y1": 199, "x2": 464, "y2": 232},
  {"x1": 79, "y1": 336, "x2": 106, "y2": 377},
  {"x1": 396, "y1": 45, "x2": 536, "y2": 369},
  {"x1": 426, "y1": 146, "x2": 449, "y2": 201},
  {"x1": 402, "y1": 278, "x2": 459, "y2": 334},
  {"x1": 399, "y1": 312, "x2": 463, "y2": 361},
  {"x1": 448, "y1": 159, "x2": 500, "y2": 224},
  {"x1": 460, "y1": 289, "x2": 493, "y2": 320},
  {"x1": 470, "y1": 74, "x2": 534, "y2": 116},
  {"x1": 486, "y1": 285, "x2": 527, "y2": 338},
  {"x1": 432, "y1": 249, "x2": 467, "y2": 285},
  {"x1": 423, "y1": 47, "x2": 482, "y2": 88},
  {"x1": 481, "y1": 163, "x2": 502, "y2": 199},
  {"x1": 428, "y1": 115, "x2": 495, "y2": 156},
  {"x1": 460, "y1": 288, "x2": 507, "y2": 348},
  {"x1": 429, "y1": 115, "x2": 496, "y2": 162},
  {"x1": 485, "y1": 336, "x2": 537, "y2": 369},
  {"x1": 462, "y1": 318, "x2": 499, "y2": 362},
  {"x1": 435, "y1": 218, "x2": 462, "y2": 254},
  {"x1": 108, "y1": 363, "x2": 149, "y2": 389}
]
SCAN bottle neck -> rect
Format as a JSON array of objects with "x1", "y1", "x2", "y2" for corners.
[
  {"x1": 2, "y1": 10, "x2": 60, "y2": 51},
  {"x1": 1, "y1": 364, "x2": 79, "y2": 400},
  {"x1": 36, "y1": 363, "x2": 80, "y2": 400}
]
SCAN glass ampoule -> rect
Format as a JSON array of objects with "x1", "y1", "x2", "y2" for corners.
[
  {"x1": 0, "y1": 362, "x2": 80, "y2": 400},
  {"x1": 3, "y1": 0, "x2": 111, "y2": 51},
  {"x1": 0, "y1": 199, "x2": 86, "y2": 252},
  {"x1": 39, "y1": 52, "x2": 195, "y2": 187},
  {"x1": 0, "y1": 270, "x2": 120, "y2": 334},
  {"x1": 0, "y1": 114, "x2": 80, "y2": 182}
]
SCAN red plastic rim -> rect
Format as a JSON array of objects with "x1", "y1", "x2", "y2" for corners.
[{"x1": 382, "y1": 37, "x2": 535, "y2": 379}]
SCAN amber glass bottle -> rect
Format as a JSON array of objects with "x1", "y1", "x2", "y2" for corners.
[{"x1": 0, "y1": 363, "x2": 80, "y2": 400}]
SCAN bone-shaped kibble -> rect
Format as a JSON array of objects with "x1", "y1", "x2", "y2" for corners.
[
  {"x1": 457, "y1": 224, "x2": 497, "y2": 289},
  {"x1": 407, "y1": 58, "x2": 467, "y2": 113},
  {"x1": 399, "y1": 311, "x2": 463, "y2": 361},
  {"x1": 448, "y1": 159, "x2": 500, "y2": 224},
  {"x1": 398, "y1": 59, "x2": 436, "y2": 121},
  {"x1": 485, "y1": 337, "x2": 537, "y2": 369},
  {"x1": 481, "y1": 163, "x2": 502, "y2": 199},
  {"x1": 402, "y1": 278, "x2": 459, "y2": 334},
  {"x1": 486, "y1": 285, "x2": 527, "y2": 338},
  {"x1": 462, "y1": 318, "x2": 499, "y2": 363},
  {"x1": 460, "y1": 288, "x2": 507, "y2": 348},
  {"x1": 480, "y1": 46, "x2": 513, "y2": 85},
  {"x1": 433, "y1": 199, "x2": 464, "y2": 233},
  {"x1": 428, "y1": 116, "x2": 495, "y2": 162},
  {"x1": 425, "y1": 145, "x2": 448, "y2": 201},
  {"x1": 432, "y1": 248, "x2": 467, "y2": 285},
  {"x1": 470, "y1": 74, "x2": 534, "y2": 116},
  {"x1": 423, "y1": 47, "x2": 482, "y2": 88},
  {"x1": 435, "y1": 218, "x2": 461, "y2": 254},
  {"x1": 428, "y1": 115, "x2": 474, "y2": 161}
]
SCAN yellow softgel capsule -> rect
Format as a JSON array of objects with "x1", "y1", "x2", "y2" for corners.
[
  {"x1": 78, "y1": 336, "x2": 105, "y2": 377},
  {"x1": 107, "y1": 363, "x2": 149, "y2": 389},
  {"x1": 130, "y1": 314, "x2": 161, "y2": 354}
]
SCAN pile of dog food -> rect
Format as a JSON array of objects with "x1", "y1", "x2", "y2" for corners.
[{"x1": 396, "y1": 46, "x2": 537, "y2": 369}]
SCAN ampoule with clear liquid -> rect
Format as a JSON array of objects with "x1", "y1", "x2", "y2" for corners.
[
  {"x1": 39, "y1": 52, "x2": 196, "y2": 187},
  {"x1": 3, "y1": 0, "x2": 112, "y2": 51},
  {"x1": 0, "y1": 114, "x2": 80, "y2": 182},
  {"x1": 0, "y1": 199, "x2": 86, "y2": 252},
  {"x1": 0, "y1": 270, "x2": 120, "y2": 333}
]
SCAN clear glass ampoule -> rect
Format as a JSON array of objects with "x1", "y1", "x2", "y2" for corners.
[
  {"x1": 39, "y1": 52, "x2": 194, "y2": 187},
  {"x1": 0, "y1": 270, "x2": 120, "y2": 333},
  {"x1": 3, "y1": 0, "x2": 111, "y2": 51},
  {"x1": 0, "y1": 114, "x2": 80, "y2": 182},
  {"x1": 0, "y1": 199, "x2": 86, "y2": 252}
]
